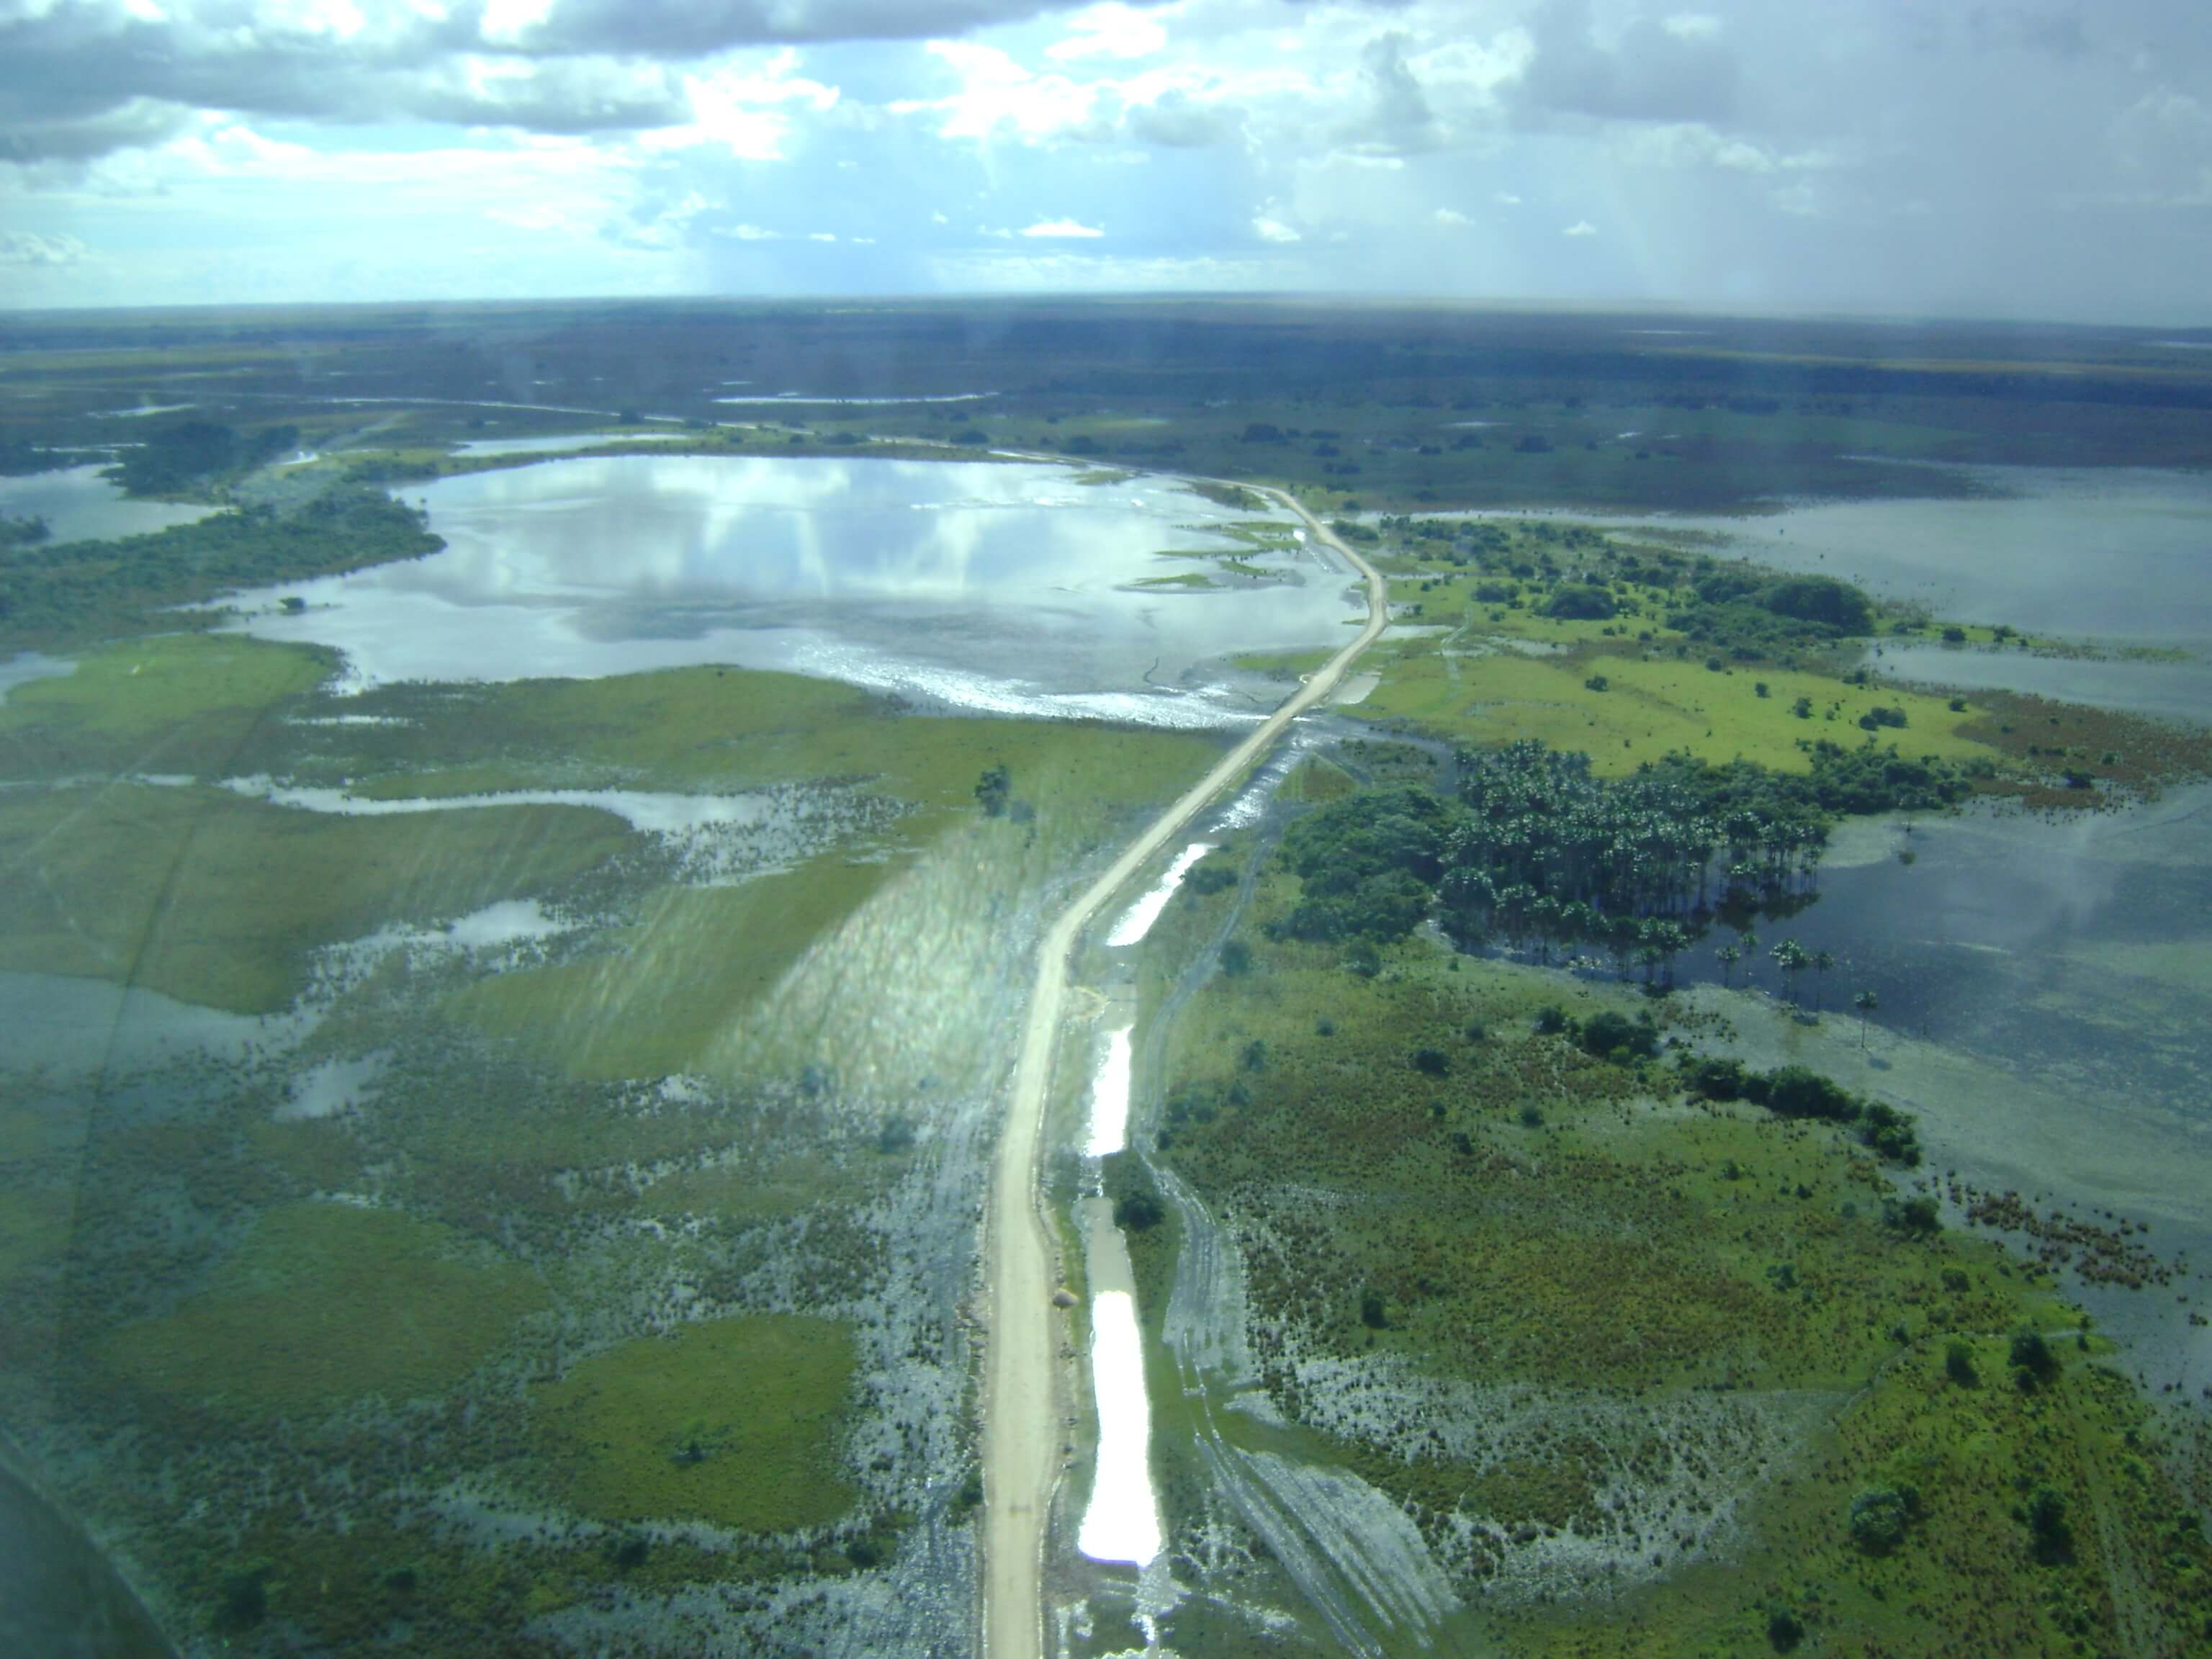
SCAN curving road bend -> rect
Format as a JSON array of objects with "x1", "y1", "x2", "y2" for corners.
[{"x1": 979, "y1": 487, "x2": 1390, "y2": 1659}]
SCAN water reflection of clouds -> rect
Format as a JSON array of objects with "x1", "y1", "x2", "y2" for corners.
[{"x1": 230, "y1": 456, "x2": 1348, "y2": 726}]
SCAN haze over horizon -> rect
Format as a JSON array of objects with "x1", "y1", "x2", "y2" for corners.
[{"x1": 4, "y1": 0, "x2": 2211, "y2": 326}]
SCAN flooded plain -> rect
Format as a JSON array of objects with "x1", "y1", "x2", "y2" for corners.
[
  {"x1": 1607, "y1": 466, "x2": 2212, "y2": 716},
  {"x1": 235, "y1": 456, "x2": 1357, "y2": 725},
  {"x1": 0, "y1": 465, "x2": 216, "y2": 545}
]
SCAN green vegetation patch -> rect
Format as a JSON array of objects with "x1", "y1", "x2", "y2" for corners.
[
  {"x1": 530, "y1": 1315, "x2": 855, "y2": 1534},
  {"x1": 100, "y1": 1201, "x2": 547, "y2": 1416},
  {"x1": 0, "y1": 783, "x2": 633, "y2": 1012},
  {"x1": 448, "y1": 855, "x2": 897, "y2": 1079},
  {"x1": 0, "y1": 634, "x2": 331, "y2": 777}
]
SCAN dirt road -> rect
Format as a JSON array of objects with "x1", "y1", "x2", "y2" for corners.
[{"x1": 979, "y1": 490, "x2": 1389, "y2": 1658}]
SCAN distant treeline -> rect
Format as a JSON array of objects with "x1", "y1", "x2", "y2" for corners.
[
  {"x1": 113, "y1": 420, "x2": 299, "y2": 496},
  {"x1": 0, "y1": 483, "x2": 439, "y2": 649}
]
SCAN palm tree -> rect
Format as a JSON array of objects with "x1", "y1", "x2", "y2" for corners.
[
  {"x1": 1771, "y1": 938, "x2": 1809, "y2": 1007},
  {"x1": 1853, "y1": 989, "x2": 1879, "y2": 1051},
  {"x1": 1715, "y1": 943, "x2": 1740, "y2": 988},
  {"x1": 1812, "y1": 950, "x2": 1835, "y2": 1012}
]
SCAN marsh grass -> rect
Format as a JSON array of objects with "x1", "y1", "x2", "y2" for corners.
[
  {"x1": 529, "y1": 1316, "x2": 855, "y2": 1535},
  {"x1": 99, "y1": 1201, "x2": 547, "y2": 1416},
  {"x1": 1130, "y1": 852, "x2": 2212, "y2": 1653}
]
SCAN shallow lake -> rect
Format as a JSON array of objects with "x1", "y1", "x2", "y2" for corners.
[
  {"x1": 1687, "y1": 790, "x2": 2212, "y2": 1133},
  {"x1": 233, "y1": 457, "x2": 1356, "y2": 725},
  {"x1": 1866, "y1": 641, "x2": 2212, "y2": 725},
  {"x1": 0, "y1": 466, "x2": 215, "y2": 546},
  {"x1": 1635, "y1": 466, "x2": 2212, "y2": 647}
]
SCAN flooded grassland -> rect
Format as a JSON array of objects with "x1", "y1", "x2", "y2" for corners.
[
  {"x1": 1055, "y1": 487, "x2": 2212, "y2": 1658},
  {"x1": 0, "y1": 456, "x2": 1358, "y2": 1656}
]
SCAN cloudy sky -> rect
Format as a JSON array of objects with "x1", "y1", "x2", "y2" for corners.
[{"x1": 1, "y1": 0, "x2": 2208, "y2": 321}]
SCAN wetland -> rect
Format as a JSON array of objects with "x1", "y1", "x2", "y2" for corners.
[{"x1": 4, "y1": 299, "x2": 2211, "y2": 1659}]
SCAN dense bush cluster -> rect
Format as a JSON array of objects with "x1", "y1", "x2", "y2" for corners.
[{"x1": 1686, "y1": 1058, "x2": 1923, "y2": 1164}]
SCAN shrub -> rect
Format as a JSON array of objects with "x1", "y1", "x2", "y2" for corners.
[
  {"x1": 1860, "y1": 1100, "x2": 1923, "y2": 1166},
  {"x1": 2025, "y1": 1486, "x2": 2074, "y2": 1565},
  {"x1": 1411, "y1": 1047, "x2": 1451, "y2": 1077},
  {"x1": 1849, "y1": 1487, "x2": 1912, "y2": 1554},
  {"x1": 2010, "y1": 1329, "x2": 2057, "y2": 1387},
  {"x1": 1114, "y1": 1190, "x2": 1165, "y2": 1231},
  {"x1": 1884, "y1": 1195, "x2": 1942, "y2": 1237},
  {"x1": 1762, "y1": 575, "x2": 1875, "y2": 633},
  {"x1": 1532, "y1": 1005, "x2": 1571, "y2": 1035},
  {"x1": 1542, "y1": 583, "x2": 1618, "y2": 621},
  {"x1": 1580, "y1": 1010, "x2": 1658, "y2": 1062},
  {"x1": 1688, "y1": 1056, "x2": 1747, "y2": 1100},
  {"x1": 1359, "y1": 1290, "x2": 1388, "y2": 1328},
  {"x1": 1766, "y1": 1604, "x2": 1804, "y2": 1653},
  {"x1": 1219, "y1": 938, "x2": 1252, "y2": 976},
  {"x1": 1762, "y1": 1066, "x2": 1861, "y2": 1122},
  {"x1": 1945, "y1": 1339, "x2": 1979, "y2": 1386}
]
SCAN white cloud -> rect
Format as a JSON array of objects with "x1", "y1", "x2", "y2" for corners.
[
  {"x1": 479, "y1": 0, "x2": 552, "y2": 48},
  {"x1": 1495, "y1": 190, "x2": 1521, "y2": 205},
  {"x1": 1433, "y1": 207, "x2": 1469, "y2": 225},
  {"x1": 895, "y1": 40, "x2": 1100, "y2": 143},
  {"x1": 1046, "y1": 2, "x2": 1169, "y2": 65},
  {"x1": 1252, "y1": 215, "x2": 1300, "y2": 243},
  {"x1": 639, "y1": 53, "x2": 840, "y2": 161},
  {"x1": 0, "y1": 230, "x2": 87, "y2": 266},
  {"x1": 1020, "y1": 217, "x2": 1105, "y2": 238},
  {"x1": 714, "y1": 222, "x2": 783, "y2": 240},
  {"x1": 1563, "y1": 219, "x2": 1596, "y2": 236}
]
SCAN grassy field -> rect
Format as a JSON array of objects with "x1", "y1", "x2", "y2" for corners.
[
  {"x1": 99, "y1": 1201, "x2": 547, "y2": 1416},
  {"x1": 529, "y1": 1315, "x2": 855, "y2": 1534},
  {"x1": 1357, "y1": 642, "x2": 1991, "y2": 776},
  {"x1": 0, "y1": 781, "x2": 634, "y2": 1011},
  {"x1": 449, "y1": 855, "x2": 902, "y2": 1079}
]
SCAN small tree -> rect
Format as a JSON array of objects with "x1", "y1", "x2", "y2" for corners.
[
  {"x1": 1853, "y1": 988, "x2": 1879, "y2": 1050},
  {"x1": 2010, "y1": 1329, "x2": 2058, "y2": 1389},
  {"x1": 1945, "y1": 1339, "x2": 1979, "y2": 1387},
  {"x1": 1771, "y1": 938, "x2": 1810, "y2": 1007},
  {"x1": 1848, "y1": 1487, "x2": 1912, "y2": 1555},
  {"x1": 974, "y1": 763, "x2": 1012, "y2": 818},
  {"x1": 1716, "y1": 943, "x2": 1740, "y2": 987},
  {"x1": 2025, "y1": 1486, "x2": 2074, "y2": 1565}
]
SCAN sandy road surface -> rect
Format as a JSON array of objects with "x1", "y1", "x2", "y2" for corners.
[{"x1": 980, "y1": 489, "x2": 1389, "y2": 1659}]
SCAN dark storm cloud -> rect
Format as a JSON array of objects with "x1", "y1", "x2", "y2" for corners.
[
  {"x1": 0, "y1": 0, "x2": 1141, "y2": 162},
  {"x1": 1517, "y1": 0, "x2": 1739, "y2": 124}
]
